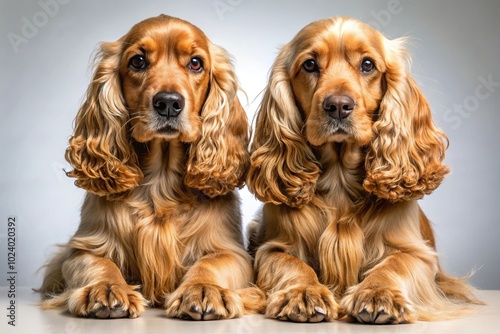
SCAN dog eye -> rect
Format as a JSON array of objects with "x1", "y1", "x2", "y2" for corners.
[
  {"x1": 302, "y1": 59, "x2": 319, "y2": 73},
  {"x1": 129, "y1": 55, "x2": 148, "y2": 71},
  {"x1": 189, "y1": 57, "x2": 203, "y2": 72},
  {"x1": 361, "y1": 58, "x2": 375, "y2": 74}
]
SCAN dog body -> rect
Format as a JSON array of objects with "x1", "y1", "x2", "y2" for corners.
[
  {"x1": 247, "y1": 17, "x2": 479, "y2": 323},
  {"x1": 40, "y1": 15, "x2": 256, "y2": 320}
]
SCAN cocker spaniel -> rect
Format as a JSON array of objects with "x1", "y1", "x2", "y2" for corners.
[
  {"x1": 247, "y1": 17, "x2": 480, "y2": 323},
  {"x1": 40, "y1": 15, "x2": 263, "y2": 320}
]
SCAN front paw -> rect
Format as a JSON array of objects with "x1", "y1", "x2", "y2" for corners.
[
  {"x1": 68, "y1": 283, "x2": 148, "y2": 318},
  {"x1": 266, "y1": 284, "x2": 339, "y2": 322},
  {"x1": 341, "y1": 285, "x2": 416, "y2": 324},
  {"x1": 165, "y1": 283, "x2": 244, "y2": 320}
]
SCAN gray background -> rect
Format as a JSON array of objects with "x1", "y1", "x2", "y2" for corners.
[{"x1": 1, "y1": 0, "x2": 499, "y2": 289}]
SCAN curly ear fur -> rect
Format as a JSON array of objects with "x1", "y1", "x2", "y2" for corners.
[
  {"x1": 65, "y1": 41, "x2": 143, "y2": 197},
  {"x1": 246, "y1": 47, "x2": 321, "y2": 208},
  {"x1": 364, "y1": 38, "x2": 449, "y2": 201},
  {"x1": 184, "y1": 43, "x2": 250, "y2": 198}
]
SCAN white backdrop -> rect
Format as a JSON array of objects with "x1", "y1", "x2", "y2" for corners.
[{"x1": 1, "y1": 0, "x2": 499, "y2": 289}]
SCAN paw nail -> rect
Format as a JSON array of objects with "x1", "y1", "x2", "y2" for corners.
[
  {"x1": 110, "y1": 308, "x2": 128, "y2": 319},
  {"x1": 374, "y1": 310, "x2": 392, "y2": 324},
  {"x1": 95, "y1": 307, "x2": 111, "y2": 319},
  {"x1": 358, "y1": 309, "x2": 372, "y2": 323},
  {"x1": 314, "y1": 306, "x2": 326, "y2": 315},
  {"x1": 181, "y1": 313, "x2": 193, "y2": 320},
  {"x1": 189, "y1": 304, "x2": 201, "y2": 314}
]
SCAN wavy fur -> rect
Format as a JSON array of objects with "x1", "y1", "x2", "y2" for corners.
[
  {"x1": 246, "y1": 49, "x2": 320, "y2": 208},
  {"x1": 363, "y1": 37, "x2": 450, "y2": 201},
  {"x1": 40, "y1": 15, "x2": 256, "y2": 320},
  {"x1": 185, "y1": 43, "x2": 250, "y2": 197},
  {"x1": 247, "y1": 17, "x2": 480, "y2": 324},
  {"x1": 65, "y1": 41, "x2": 143, "y2": 197}
]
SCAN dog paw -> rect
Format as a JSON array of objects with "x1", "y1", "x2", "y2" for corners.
[
  {"x1": 165, "y1": 283, "x2": 244, "y2": 320},
  {"x1": 341, "y1": 286, "x2": 416, "y2": 324},
  {"x1": 68, "y1": 283, "x2": 147, "y2": 318},
  {"x1": 266, "y1": 284, "x2": 339, "y2": 322}
]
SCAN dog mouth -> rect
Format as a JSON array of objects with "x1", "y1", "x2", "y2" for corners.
[
  {"x1": 325, "y1": 119, "x2": 352, "y2": 136},
  {"x1": 129, "y1": 109, "x2": 185, "y2": 142},
  {"x1": 306, "y1": 118, "x2": 354, "y2": 146},
  {"x1": 328, "y1": 123, "x2": 349, "y2": 134},
  {"x1": 150, "y1": 112, "x2": 181, "y2": 135},
  {"x1": 157, "y1": 122, "x2": 179, "y2": 135},
  {"x1": 134, "y1": 119, "x2": 180, "y2": 142}
]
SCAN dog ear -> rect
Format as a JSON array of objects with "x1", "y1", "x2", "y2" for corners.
[
  {"x1": 65, "y1": 41, "x2": 143, "y2": 197},
  {"x1": 246, "y1": 45, "x2": 321, "y2": 208},
  {"x1": 364, "y1": 38, "x2": 449, "y2": 201},
  {"x1": 184, "y1": 43, "x2": 250, "y2": 198}
]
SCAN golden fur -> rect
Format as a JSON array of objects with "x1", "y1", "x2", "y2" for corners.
[
  {"x1": 40, "y1": 15, "x2": 265, "y2": 320},
  {"x1": 247, "y1": 17, "x2": 480, "y2": 323}
]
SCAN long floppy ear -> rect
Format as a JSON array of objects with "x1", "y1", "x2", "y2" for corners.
[
  {"x1": 184, "y1": 43, "x2": 250, "y2": 198},
  {"x1": 65, "y1": 41, "x2": 143, "y2": 197},
  {"x1": 364, "y1": 38, "x2": 449, "y2": 201},
  {"x1": 246, "y1": 47, "x2": 321, "y2": 208}
]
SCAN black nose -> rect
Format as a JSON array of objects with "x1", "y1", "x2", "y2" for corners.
[
  {"x1": 323, "y1": 95, "x2": 355, "y2": 120},
  {"x1": 153, "y1": 92, "x2": 185, "y2": 118}
]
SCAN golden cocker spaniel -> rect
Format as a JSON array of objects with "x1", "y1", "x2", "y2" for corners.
[
  {"x1": 40, "y1": 15, "x2": 263, "y2": 320},
  {"x1": 247, "y1": 17, "x2": 480, "y2": 323}
]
